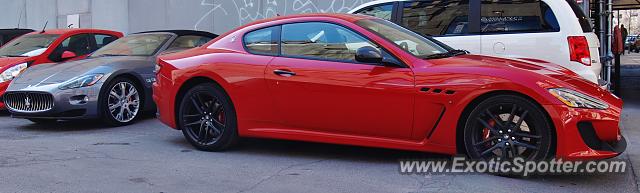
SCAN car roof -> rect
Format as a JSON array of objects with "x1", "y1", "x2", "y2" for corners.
[
  {"x1": 133, "y1": 30, "x2": 218, "y2": 38},
  {"x1": 0, "y1": 28, "x2": 34, "y2": 33},
  {"x1": 244, "y1": 13, "x2": 375, "y2": 27},
  {"x1": 348, "y1": 0, "x2": 407, "y2": 13},
  {"x1": 25, "y1": 28, "x2": 122, "y2": 36}
]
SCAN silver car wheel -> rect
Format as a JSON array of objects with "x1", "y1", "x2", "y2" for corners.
[{"x1": 107, "y1": 82, "x2": 140, "y2": 123}]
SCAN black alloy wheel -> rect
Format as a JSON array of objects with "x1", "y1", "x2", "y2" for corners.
[
  {"x1": 464, "y1": 95, "x2": 553, "y2": 161},
  {"x1": 178, "y1": 83, "x2": 238, "y2": 151}
]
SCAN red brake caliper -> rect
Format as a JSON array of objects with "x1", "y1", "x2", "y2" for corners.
[{"x1": 482, "y1": 119, "x2": 496, "y2": 147}]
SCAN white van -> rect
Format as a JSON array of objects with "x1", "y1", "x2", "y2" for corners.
[{"x1": 349, "y1": 0, "x2": 603, "y2": 84}]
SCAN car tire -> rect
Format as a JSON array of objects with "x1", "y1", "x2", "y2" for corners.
[
  {"x1": 178, "y1": 83, "x2": 238, "y2": 151},
  {"x1": 27, "y1": 118, "x2": 57, "y2": 124},
  {"x1": 463, "y1": 95, "x2": 553, "y2": 161},
  {"x1": 100, "y1": 77, "x2": 143, "y2": 127}
]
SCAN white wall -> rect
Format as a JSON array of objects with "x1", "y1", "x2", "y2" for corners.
[{"x1": 0, "y1": 0, "x2": 373, "y2": 34}]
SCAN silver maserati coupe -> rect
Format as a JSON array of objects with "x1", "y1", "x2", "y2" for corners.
[{"x1": 3, "y1": 30, "x2": 217, "y2": 126}]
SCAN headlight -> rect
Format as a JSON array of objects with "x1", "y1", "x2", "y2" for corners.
[
  {"x1": 59, "y1": 74, "x2": 104, "y2": 90},
  {"x1": 0, "y1": 63, "x2": 28, "y2": 83},
  {"x1": 548, "y1": 88, "x2": 609, "y2": 110}
]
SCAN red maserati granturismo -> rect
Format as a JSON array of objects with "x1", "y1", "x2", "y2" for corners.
[{"x1": 153, "y1": 14, "x2": 625, "y2": 161}]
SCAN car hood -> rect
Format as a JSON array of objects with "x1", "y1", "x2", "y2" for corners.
[
  {"x1": 0, "y1": 57, "x2": 33, "y2": 70},
  {"x1": 12, "y1": 56, "x2": 147, "y2": 86},
  {"x1": 427, "y1": 54, "x2": 590, "y2": 85}
]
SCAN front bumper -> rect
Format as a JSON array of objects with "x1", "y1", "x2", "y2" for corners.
[
  {"x1": 4, "y1": 84, "x2": 103, "y2": 120},
  {"x1": 544, "y1": 104, "x2": 626, "y2": 160},
  {"x1": 0, "y1": 81, "x2": 10, "y2": 109}
]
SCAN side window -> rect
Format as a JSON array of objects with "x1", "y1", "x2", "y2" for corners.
[
  {"x1": 243, "y1": 26, "x2": 279, "y2": 55},
  {"x1": 59, "y1": 34, "x2": 93, "y2": 55},
  {"x1": 401, "y1": 1, "x2": 470, "y2": 36},
  {"x1": 355, "y1": 3, "x2": 393, "y2": 20},
  {"x1": 480, "y1": 0, "x2": 560, "y2": 33},
  {"x1": 281, "y1": 22, "x2": 379, "y2": 62},
  {"x1": 49, "y1": 34, "x2": 92, "y2": 62},
  {"x1": 94, "y1": 34, "x2": 118, "y2": 49}
]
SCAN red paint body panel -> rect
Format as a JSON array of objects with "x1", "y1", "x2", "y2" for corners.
[
  {"x1": 154, "y1": 14, "x2": 624, "y2": 160},
  {"x1": 0, "y1": 29, "x2": 123, "y2": 108}
]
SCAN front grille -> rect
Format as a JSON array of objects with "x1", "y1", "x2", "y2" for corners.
[{"x1": 3, "y1": 92, "x2": 54, "y2": 112}]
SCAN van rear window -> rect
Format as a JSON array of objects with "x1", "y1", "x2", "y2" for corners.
[
  {"x1": 566, "y1": 0, "x2": 593, "y2": 33},
  {"x1": 480, "y1": 0, "x2": 560, "y2": 33}
]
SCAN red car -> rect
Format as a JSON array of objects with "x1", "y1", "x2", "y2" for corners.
[
  {"x1": 0, "y1": 29, "x2": 123, "y2": 109},
  {"x1": 154, "y1": 14, "x2": 625, "y2": 161}
]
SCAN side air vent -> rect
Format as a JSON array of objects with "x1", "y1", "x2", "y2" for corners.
[{"x1": 420, "y1": 87, "x2": 456, "y2": 95}]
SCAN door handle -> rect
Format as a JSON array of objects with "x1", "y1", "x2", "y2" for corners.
[{"x1": 273, "y1": 69, "x2": 296, "y2": 77}]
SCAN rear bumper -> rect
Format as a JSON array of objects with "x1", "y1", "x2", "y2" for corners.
[
  {"x1": 153, "y1": 74, "x2": 178, "y2": 129},
  {"x1": 544, "y1": 104, "x2": 625, "y2": 160}
]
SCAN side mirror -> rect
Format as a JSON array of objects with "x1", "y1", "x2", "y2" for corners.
[
  {"x1": 355, "y1": 46, "x2": 383, "y2": 64},
  {"x1": 61, "y1": 51, "x2": 77, "y2": 60}
]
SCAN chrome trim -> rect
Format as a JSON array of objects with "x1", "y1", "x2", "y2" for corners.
[{"x1": 3, "y1": 92, "x2": 54, "y2": 113}]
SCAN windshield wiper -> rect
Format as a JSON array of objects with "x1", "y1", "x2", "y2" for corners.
[
  {"x1": 422, "y1": 49, "x2": 469, "y2": 59},
  {"x1": 0, "y1": 55, "x2": 28, "y2": 57},
  {"x1": 92, "y1": 54, "x2": 128, "y2": 57},
  {"x1": 449, "y1": 49, "x2": 469, "y2": 56}
]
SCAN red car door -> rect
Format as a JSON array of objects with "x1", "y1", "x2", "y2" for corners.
[{"x1": 265, "y1": 22, "x2": 415, "y2": 140}]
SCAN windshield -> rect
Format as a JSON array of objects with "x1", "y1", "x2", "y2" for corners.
[
  {"x1": 355, "y1": 19, "x2": 449, "y2": 59},
  {"x1": 91, "y1": 34, "x2": 171, "y2": 57},
  {"x1": 0, "y1": 34, "x2": 59, "y2": 57}
]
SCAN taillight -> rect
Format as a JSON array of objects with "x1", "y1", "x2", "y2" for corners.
[{"x1": 567, "y1": 36, "x2": 591, "y2": 66}]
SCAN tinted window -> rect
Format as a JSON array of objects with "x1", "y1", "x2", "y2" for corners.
[
  {"x1": 401, "y1": 0, "x2": 470, "y2": 36},
  {"x1": 566, "y1": 0, "x2": 593, "y2": 33},
  {"x1": 56, "y1": 34, "x2": 93, "y2": 56},
  {"x1": 355, "y1": 3, "x2": 393, "y2": 20},
  {"x1": 281, "y1": 22, "x2": 379, "y2": 62},
  {"x1": 481, "y1": 0, "x2": 560, "y2": 33},
  {"x1": 244, "y1": 26, "x2": 279, "y2": 55},
  {"x1": 94, "y1": 34, "x2": 118, "y2": 48}
]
